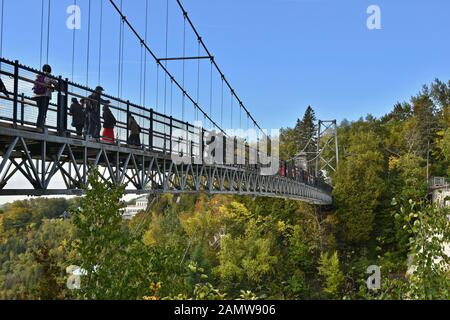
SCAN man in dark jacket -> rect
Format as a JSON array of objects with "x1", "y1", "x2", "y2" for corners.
[
  {"x1": 70, "y1": 98, "x2": 85, "y2": 136},
  {"x1": 128, "y1": 114, "x2": 141, "y2": 147},
  {"x1": 87, "y1": 86, "x2": 110, "y2": 139}
]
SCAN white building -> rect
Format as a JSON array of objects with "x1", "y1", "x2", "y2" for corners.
[
  {"x1": 424, "y1": 178, "x2": 450, "y2": 271},
  {"x1": 430, "y1": 177, "x2": 450, "y2": 206},
  {"x1": 123, "y1": 196, "x2": 148, "y2": 220}
]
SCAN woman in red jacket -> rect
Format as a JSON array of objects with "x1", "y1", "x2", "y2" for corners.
[{"x1": 102, "y1": 103, "x2": 116, "y2": 143}]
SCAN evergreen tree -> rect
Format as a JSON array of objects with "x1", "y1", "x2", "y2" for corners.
[
  {"x1": 317, "y1": 251, "x2": 344, "y2": 299},
  {"x1": 333, "y1": 127, "x2": 386, "y2": 244},
  {"x1": 294, "y1": 106, "x2": 317, "y2": 172},
  {"x1": 411, "y1": 87, "x2": 438, "y2": 158},
  {"x1": 295, "y1": 106, "x2": 317, "y2": 153}
]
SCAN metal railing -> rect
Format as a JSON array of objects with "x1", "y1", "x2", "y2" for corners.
[{"x1": 0, "y1": 57, "x2": 203, "y2": 157}]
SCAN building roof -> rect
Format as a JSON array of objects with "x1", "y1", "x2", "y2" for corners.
[{"x1": 135, "y1": 195, "x2": 148, "y2": 202}]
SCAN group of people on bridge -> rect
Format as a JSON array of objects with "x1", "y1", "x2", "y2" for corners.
[{"x1": 31, "y1": 64, "x2": 142, "y2": 147}]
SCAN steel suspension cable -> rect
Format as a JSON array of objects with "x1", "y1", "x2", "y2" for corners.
[
  {"x1": 230, "y1": 90, "x2": 233, "y2": 130},
  {"x1": 86, "y1": 0, "x2": 91, "y2": 86},
  {"x1": 182, "y1": 14, "x2": 186, "y2": 121},
  {"x1": 0, "y1": 0, "x2": 4, "y2": 75},
  {"x1": 139, "y1": 5, "x2": 144, "y2": 106},
  {"x1": 175, "y1": 0, "x2": 266, "y2": 138},
  {"x1": 163, "y1": 0, "x2": 169, "y2": 114},
  {"x1": 203, "y1": 109, "x2": 206, "y2": 125},
  {"x1": 39, "y1": 0, "x2": 44, "y2": 66},
  {"x1": 0, "y1": 0, "x2": 4, "y2": 64},
  {"x1": 221, "y1": 77, "x2": 224, "y2": 128},
  {"x1": 209, "y1": 59, "x2": 213, "y2": 128},
  {"x1": 137, "y1": 3, "x2": 145, "y2": 144},
  {"x1": 139, "y1": 1, "x2": 146, "y2": 143},
  {"x1": 142, "y1": 0, "x2": 149, "y2": 107},
  {"x1": 46, "y1": 0, "x2": 51, "y2": 64},
  {"x1": 170, "y1": 78, "x2": 173, "y2": 115},
  {"x1": 116, "y1": 0, "x2": 124, "y2": 142},
  {"x1": 107, "y1": 0, "x2": 226, "y2": 134},
  {"x1": 120, "y1": 7, "x2": 125, "y2": 98},
  {"x1": 98, "y1": 0, "x2": 103, "y2": 85},
  {"x1": 196, "y1": 39, "x2": 200, "y2": 121},
  {"x1": 247, "y1": 114, "x2": 250, "y2": 142},
  {"x1": 71, "y1": 0, "x2": 77, "y2": 82},
  {"x1": 256, "y1": 122, "x2": 259, "y2": 145},
  {"x1": 247, "y1": 113, "x2": 250, "y2": 132},
  {"x1": 239, "y1": 102, "x2": 242, "y2": 129},
  {"x1": 156, "y1": 63, "x2": 159, "y2": 111},
  {"x1": 117, "y1": 0, "x2": 123, "y2": 97},
  {"x1": 139, "y1": 44, "x2": 143, "y2": 105}
]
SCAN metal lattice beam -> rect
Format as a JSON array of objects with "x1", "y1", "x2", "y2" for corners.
[
  {"x1": 315, "y1": 120, "x2": 339, "y2": 177},
  {"x1": 0, "y1": 126, "x2": 332, "y2": 205}
]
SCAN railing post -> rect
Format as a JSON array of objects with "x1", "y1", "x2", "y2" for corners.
[
  {"x1": 169, "y1": 116, "x2": 173, "y2": 155},
  {"x1": 12, "y1": 60, "x2": 19, "y2": 128},
  {"x1": 186, "y1": 122, "x2": 190, "y2": 159},
  {"x1": 20, "y1": 93, "x2": 25, "y2": 126},
  {"x1": 223, "y1": 135, "x2": 226, "y2": 165},
  {"x1": 201, "y1": 128, "x2": 205, "y2": 164},
  {"x1": 191, "y1": 138, "x2": 195, "y2": 161},
  {"x1": 149, "y1": 108, "x2": 154, "y2": 150},
  {"x1": 126, "y1": 100, "x2": 130, "y2": 144},
  {"x1": 257, "y1": 136, "x2": 260, "y2": 171},
  {"x1": 64, "y1": 78, "x2": 69, "y2": 133},
  {"x1": 56, "y1": 76, "x2": 64, "y2": 134}
]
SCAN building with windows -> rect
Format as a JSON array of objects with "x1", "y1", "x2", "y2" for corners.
[
  {"x1": 407, "y1": 178, "x2": 450, "y2": 275},
  {"x1": 123, "y1": 196, "x2": 148, "y2": 220}
]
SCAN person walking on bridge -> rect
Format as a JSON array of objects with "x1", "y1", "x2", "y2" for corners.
[
  {"x1": 87, "y1": 86, "x2": 110, "y2": 140},
  {"x1": 102, "y1": 103, "x2": 116, "y2": 144},
  {"x1": 33, "y1": 64, "x2": 58, "y2": 131},
  {"x1": 127, "y1": 114, "x2": 141, "y2": 147},
  {"x1": 70, "y1": 98, "x2": 85, "y2": 136},
  {"x1": 80, "y1": 98, "x2": 89, "y2": 135}
]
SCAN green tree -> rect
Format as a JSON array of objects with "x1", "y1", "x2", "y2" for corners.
[
  {"x1": 399, "y1": 201, "x2": 450, "y2": 299},
  {"x1": 2, "y1": 206, "x2": 32, "y2": 231},
  {"x1": 333, "y1": 128, "x2": 386, "y2": 244},
  {"x1": 295, "y1": 106, "x2": 317, "y2": 152},
  {"x1": 72, "y1": 170, "x2": 153, "y2": 300},
  {"x1": 280, "y1": 106, "x2": 317, "y2": 162},
  {"x1": 317, "y1": 251, "x2": 344, "y2": 299},
  {"x1": 0, "y1": 218, "x2": 75, "y2": 300},
  {"x1": 373, "y1": 201, "x2": 450, "y2": 300}
]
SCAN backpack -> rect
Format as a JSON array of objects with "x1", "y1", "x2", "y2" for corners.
[
  {"x1": 0, "y1": 78, "x2": 9, "y2": 97},
  {"x1": 33, "y1": 74, "x2": 47, "y2": 95}
]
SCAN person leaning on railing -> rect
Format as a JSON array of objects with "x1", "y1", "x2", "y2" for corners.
[
  {"x1": 86, "y1": 86, "x2": 110, "y2": 140},
  {"x1": 33, "y1": 64, "x2": 58, "y2": 131}
]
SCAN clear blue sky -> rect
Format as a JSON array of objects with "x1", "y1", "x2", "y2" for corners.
[{"x1": 2, "y1": 0, "x2": 450, "y2": 130}]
